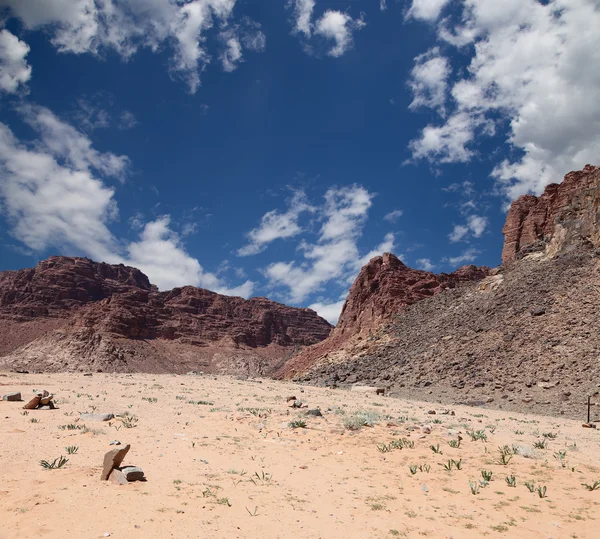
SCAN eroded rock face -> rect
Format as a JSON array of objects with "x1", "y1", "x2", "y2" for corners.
[
  {"x1": 0, "y1": 256, "x2": 332, "y2": 372},
  {"x1": 502, "y1": 164, "x2": 600, "y2": 264},
  {"x1": 336, "y1": 253, "x2": 489, "y2": 337},
  {"x1": 276, "y1": 253, "x2": 488, "y2": 378}
]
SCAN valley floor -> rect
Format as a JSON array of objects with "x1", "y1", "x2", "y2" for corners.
[{"x1": 0, "y1": 372, "x2": 598, "y2": 538}]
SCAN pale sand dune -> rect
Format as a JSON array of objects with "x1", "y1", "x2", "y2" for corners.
[{"x1": 1, "y1": 372, "x2": 598, "y2": 538}]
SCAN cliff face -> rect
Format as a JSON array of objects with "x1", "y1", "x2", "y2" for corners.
[
  {"x1": 276, "y1": 253, "x2": 489, "y2": 378},
  {"x1": 335, "y1": 253, "x2": 489, "y2": 338},
  {"x1": 0, "y1": 256, "x2": 332, "y2": 373},
  {"x1": 502, "y1": 164, "x2": 600, "y2": 264},
  {"x1": 283, "y1": 165, "x2": 600, "y2": 420}
]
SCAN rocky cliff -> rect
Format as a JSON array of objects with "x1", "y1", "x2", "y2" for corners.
[
  {"x1": 502, "y1": 164, "x2": 600, "y2": 264},
  {"x1": 286, "y1": 165, "x2": 600, "y2": 419},
  {"x1": 276, "y1": 253, "x2": 489, "y2": 378},
  {"x1": 0, "y1": 256, "x2": 332, "y2": 373}
]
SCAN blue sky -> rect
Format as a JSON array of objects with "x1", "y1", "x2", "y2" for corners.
[{"x1": 0, "y1": 0, "x2": 599, "y2": 323}]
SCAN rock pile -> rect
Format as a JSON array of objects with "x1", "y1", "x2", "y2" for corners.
[
  {"x1": 23, "y1": 390, "x2": 56, "y2": 409},
  {"x1": 101, "y1": 444, "x2": 145, "y2": 485}
]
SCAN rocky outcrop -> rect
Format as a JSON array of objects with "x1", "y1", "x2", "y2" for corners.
[
  {"x1": 0, "y1": 256, "x2": 332, "y2": 373},
  {"x1": 336, "y1": 253, "x2": 489, "y2": 338},
  {"x1": 502, "y1": 164, "x2": 600, "y2": 264},
  {"x1": 276, "y1": 253, "x2": 489, "y2": 378}
]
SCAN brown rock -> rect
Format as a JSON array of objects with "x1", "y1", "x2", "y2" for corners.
[
  {"x1": 502, "y1": 164, "x2": 600, "y2": 264},
  {"x1": 0, "y1": 256, "x2": 332, "y2": 374},
  {"x1": 23, "y1": 396, "x2": 41, "y2": 409},
  {"x1": 108, "y1": 468, "x2": 128, "y2": 485},
  {"x1": 101, "y1": 444, "x2": 131, "y2": 480}
]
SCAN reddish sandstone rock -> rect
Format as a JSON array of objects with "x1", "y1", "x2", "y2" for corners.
[
  {"x1": 0, "y1": 256, "x2": 332, "y2": 373},
  {"x1": 502, "y1": 164, "x2": 600, "y2": 264},
  {"x1": 336, "y1": 253, "x2": 489, "y2": 338},
  {"x1": 277, "y1": 253, "x2": 488, "y2": 378}
]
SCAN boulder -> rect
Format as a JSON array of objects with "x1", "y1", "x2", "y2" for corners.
[
  {"x1": 108, "y1": 469, "x2": 128, "y2": 485},
  {"x1": 23, "y1": 396, "x2": 41, "y2": 409},
  {"x1": 101, "y1": 444, "x2": 130, "y2": 480},
  {"x1": 120, "y1": 466, "x2": 145, "y2": 482},
  {"x1": 2, "y1": 392, "x2": 22, "y2": 401}
]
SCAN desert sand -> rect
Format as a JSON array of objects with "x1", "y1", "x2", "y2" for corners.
[{"x1": 1, "y1": 372, "x2": 598, "y2": 539}]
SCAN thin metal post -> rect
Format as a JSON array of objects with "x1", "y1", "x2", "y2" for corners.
[{"x1": 588, "y1": 396, "x2": 591, "y2": 424}]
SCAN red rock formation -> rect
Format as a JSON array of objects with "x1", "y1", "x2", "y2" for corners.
[
  {"x1": 0, "y1": 256, "x2": 332, "y2": 372},
  {"x1": 276, "y1": 253, "x2": 489, "y2": 378},
  {"x1": 502, "y1": 164, "x2": 600, "y2": 264},
  {"x1": 336, "y1": 253, "x2": 489, "y2": 337}
]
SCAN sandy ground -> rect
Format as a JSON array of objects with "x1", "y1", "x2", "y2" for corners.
[{"x1": 1, "y1": 372, "x2": 598, "y2": 539}]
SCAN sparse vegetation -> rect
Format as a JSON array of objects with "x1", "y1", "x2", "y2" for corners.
[
  {"x1": 505, "y1": 475, "x2": 517, "y2": 487},
  {"x1": 289, "y1": 419, "x2": 307, "y2": 429},
  {"x1": 582, "y1": 480, "x2": 600, "y2": 491},
  {"x1": 64, "y1": 445, "x2": 79, "y2": 454},
  {"x1": 40, "y1": 456, "x2": 69, "y2": 469}
]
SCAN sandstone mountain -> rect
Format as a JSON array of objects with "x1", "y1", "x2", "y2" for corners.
[
  {"x1": 0, "y1": 256, "x2": 332, "y2": 374},
  {"x1": 282, "y1": 165, "x2": 600, "y2": 420}
]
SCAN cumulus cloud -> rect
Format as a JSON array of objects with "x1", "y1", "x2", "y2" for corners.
[
  {"x1": 2, "y1": 0, "x2": 263, "y2": 93},
  {"x1": 416, "y1": 258, "x2": 436, "y2": 271},
  {"x1": 408, "y1": 47, "x2": 450, "y2": 115},
  {"x1": 408, "y1": 0, "x2": 600, "y2": 199},
  {"x1": 383, "y1": 209, "x2": 403, "y2": 223},
  {"x1": 287, "y1": 1, "x2": 365, "y2": 57},
  {"x1": 238, "y1": 190, "x2": 315, "y2": 256},
  {"x1": 448, "y1": 214, "x2": 488, "y2": 242},
  {"x1": 264, "y1": 186, "x2": 391, "y2": 303},
  {"x1": 0, "y1": 105, "x2": 252, "y2": 295},
  {"x1": 407, "y1": 0, "x2": 451, "y2": 21},
  {"x1": 308, "y1": 298, "x2": 346, "y2": 325},
  {"x1": 289, "y1": 0, "x2": 315, "y2": 37},
  {"x1": 315, "y1": 10, "x2": 366, "y2": 57},
  {"x1": 444, "y1": 247, "x2": 481, "y2": 267},
  {"x1": 0, "y1": 29, "x2": 32, "y2": 94}
]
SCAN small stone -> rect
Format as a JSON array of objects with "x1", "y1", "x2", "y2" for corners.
[
  {"x1": 109, "y1": 440, "x2": 121, "y2": 446},
  {"x1": 39, "y1": 395, "x2": 54, "y2": 405},
  {"x1": 23, "y1": 396, "x2": 41, "y2": 409},
  {"x1": 101, "y1": 444, "x2": 130, "y2": 480},
  {"x1": 38, "y1": 404, "x2": 55, "y2": 410},
  {"x1": 120, "y1": 466, "x2": 145, "y2": 482},
  {"x1": 427, "y1": 410, "x2": 436, "y2": 415},
  {"x1": 522, "y1": 397, "x2": 533, "y2": 403},
  {"x1": 81, "y1": 413, "x2": 114, "y2": 422},
  {"x1": 306, "y1": 409, "x2": 323, "y2": 417},
  {"x1": 531, "y1": 307, "x2": 546, "y2": 316},
  {"x1": 108, "y1": 469, "x2": 128, "y2": 485},
  {"x1": 2, "y1": 392, "x2": 22, "y2": 401},
  {"x1": 286, "y1": 396, "x2": 297, "y2": 402},
  {"x1": 83, "y1": 373, "x2": 93, "y2": 377},
  {"x1": 420, "y1": 425, "x2": 431, "y2": 434}
]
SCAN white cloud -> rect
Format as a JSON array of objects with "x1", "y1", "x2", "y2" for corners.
[
  {"x1": 219, "y1": 32, "x2": 243, "y2": 72},
  {"x1": 264, "y1": 185, "x2": 390, "y2": 303},
  {"x1": 383, "y1": 209, "x2": 403, "y2": 223},
  {"x1": 380, "y1": 0, "x2": 388, "y2": 11},
  {"x1": 315, "y1": 10, "x2": 365, "y2": 57},
  {"x1": 2, "y1": 0, "x2": 262, "y2": 93},
  {"x1": 19, "y1": 104, "x2": 129, "y2": 180},
  {"x1": 467, "y1": 214, "x2": 487, "y2": 238},
  {"x1": 289, "y1": 0, "x2": 315, "y2": 37},
  {"x1": 127, "y1": 216, "x2": 254, "y2": 295},
  {"x1": 408, "y1": 0, "x2": 600, "y2": 199},
  {"x1": 416, "y1": 258, "x2": 436, "y2": 271},
  {"x1": 407, "y1": 0, "x2": 451, "y2": 21},
  {"x1": 0, "y1": 29, "x2": 32, "y2": 94},
  {"x1": 444, "y1": 248, "x2": 481, "y2": 267},
  {"x1": 238, "y1": 190, "x2": 315, "y2": 256},
  {"x1": 0, "y1": 105, "x2": 252, "y2": 296},
  {"x1": 448, "y1": 214, "x2": 488, "y2": 242},
  {"x1": 448, "y1": 224, "x2": 469, "y2": 243},
  {"x1": 408, "y1": 111, "x2": 492, "y2": 164},
  {"x1": 408, "y1": 47, "x2": 450, "y2": 115},
  {"x1": 308, "y1": 298, "x2": 345, "y2": 325}
]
